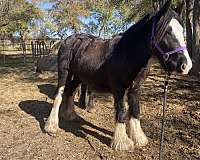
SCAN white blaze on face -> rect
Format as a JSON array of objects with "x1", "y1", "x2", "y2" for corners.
[{"x1": 169, "y1": 18, "x2": 192, "y2": 74}]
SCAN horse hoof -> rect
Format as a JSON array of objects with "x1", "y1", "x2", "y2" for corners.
[
  {"x1": 86, "y1": 106, "x2": 95, "y2": 113},
  {"x1": 129, "y1": 118, "x2": 148, "y2": 147},
  {"x1": 132, "y1": 133, "x2": 148, "y2": 147},
  {"x1": 44, "y1": 121, "x2": 58, "y2": 135},
  {"x1": 111, "y1": 137, "x2": 134, "y2": 151}
]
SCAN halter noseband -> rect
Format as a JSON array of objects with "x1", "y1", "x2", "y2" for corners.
[{"x1": 151, "y1": 16, "x2": 187, "y2": 61}]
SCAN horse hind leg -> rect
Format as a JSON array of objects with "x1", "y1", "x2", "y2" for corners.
[
  {"x1": 78, "y1": 84, "x2": 95, "y2": 113},
  {"x1": 45, "y1": 43, "x2": 72, "y2": 134},
  {"x1": 60, "y1": 75, "x2": 81, "y2": 121},
  {"x1": 44, "y1": 69, "x2": 70, "y2": 135},
  {"x1": 44, "y1": 85, "x2": 65, "y2": 134},
  {"x1": 78, "y1": 83, "x2": 87, "y2": 109},
  {"x1": 86, "y1": 90, "x2": 95, "y2": 113}
]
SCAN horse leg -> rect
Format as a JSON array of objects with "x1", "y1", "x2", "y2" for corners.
[
  {"x1": 44, "y1": 70, "x2": 71, "y2": 134},
  {"x1": 61, "y1": 76, "x2": 81, "y2": 121},
  {"x1": 45, "y1": 44, "x2": 72, "y2": 134},
  {"x1": 86, "y1": 90, "x2": 95, "y2": 113},
  {"x1": 128, "y1": 88, "x2": 148, "y2": 147},
  {"x1": 111, "y1": 92, "x2": 134, "y2": 151},
  {"x1": 78, "y1": 83, "x2": 87, "y2": 109},
  {"x1": 79, "y1": 84, "x2": 95, "y2": 113}
]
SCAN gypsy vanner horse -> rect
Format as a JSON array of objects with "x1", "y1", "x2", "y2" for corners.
[{"x1": 45, "y1": 0, "x2": 192, "y2": 151}]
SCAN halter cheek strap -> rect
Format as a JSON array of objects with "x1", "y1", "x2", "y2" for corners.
[{"x1": 151, "y1": 18, "x2": 187, "y2": 61}]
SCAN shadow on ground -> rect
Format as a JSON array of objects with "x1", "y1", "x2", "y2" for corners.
[
  {"x1": 37, "y1": 84, "x2": 57, "y2": 99},
  {"x1": 19, "y1": 99, "x2": 112, "y2": 147},
  {"x1": 19, "y1": 100, "x2": 51, "y2": 133}
]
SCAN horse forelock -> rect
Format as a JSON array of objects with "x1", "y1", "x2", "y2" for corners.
[{"x1": 154, "y1": 8, "x2": 175, "y2": 43}]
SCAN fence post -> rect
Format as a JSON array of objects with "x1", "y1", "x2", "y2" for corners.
[
  {"x1": 2, "y1": 38, "x2": 5, "y2": 65},
  {"x1": 3, "y1": 55, "x2": 5, "y2": 65},
  {"x1": 22, "y1": 40, "x2": 26, "y2": 65}
]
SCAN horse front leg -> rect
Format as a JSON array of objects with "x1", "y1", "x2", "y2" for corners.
[
  {"x1": 111, "y1": 94, "x2": 134, "y2": 151},
  {"x1": 128, "y1": 88, "x2": 148, "y2": 147}
]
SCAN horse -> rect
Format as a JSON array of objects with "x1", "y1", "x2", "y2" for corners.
[{"x1": 44, "y1": 0, "x2": 192, "y2": 151}]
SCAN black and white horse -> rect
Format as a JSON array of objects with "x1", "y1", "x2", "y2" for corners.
[{"x1": 44, "y1": 0, "x2": 192, "y2": 151}]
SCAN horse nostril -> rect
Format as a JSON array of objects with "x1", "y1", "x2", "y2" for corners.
[{"x1": 181, "y1": 63, "x2": 187, "y2": 71}]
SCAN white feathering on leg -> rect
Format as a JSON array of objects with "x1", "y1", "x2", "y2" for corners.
[
  {"x1": 111, "y1": 123, "x2": 134, "y2": 151},
  {"x1": 44, "y1": 86, "x2": 65, "y2": 134},
  {"x1": 129, "y1": 118, "x2": 148, "y2": 147}
]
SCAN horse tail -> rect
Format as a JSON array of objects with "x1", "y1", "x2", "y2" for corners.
[{"x1": 50, "y1": 40, "x2": 63, "y2": 55}]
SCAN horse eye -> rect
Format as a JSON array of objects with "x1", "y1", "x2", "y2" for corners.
[
  {"x1": 168, "y1": 27, "x2": 172, "y2": 32},
  {"x1": 166, "y1": 29, "x2": 171, "y2": 35}
]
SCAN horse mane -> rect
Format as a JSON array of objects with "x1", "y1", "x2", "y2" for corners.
[
  {"x1": 114, "y1": 13, "x2": 151, "y2": 54},
  {"x1": 121, "y1": 14, "x2": 150, "y2": 43},
  {"x1": 117, "y1": 7, "x2": 179, "y2": 52}
]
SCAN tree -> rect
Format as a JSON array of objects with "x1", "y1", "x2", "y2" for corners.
[
  {"x1": 191, "y1": 0, "x2": 200, "y2": 76},
  {"x1": 86, "y1": 0, "x2": 152, "y2": 37},
  {"x1": 49, "y1": 0, "x2": 91, "y2": 38},
  {"x1": 0, "y1": 0, "x2": 43, "y2": 40},
  {"x1": 185, "y1": 0, "x2": 193, "y2": 54},
  {"x1": 93, "y1": 0, "x2": 115, "y2": 37},
  {"x1": 152, "y1": 0, "x2": 181, "y2": 11},
  {"x1": 48, "y1": 0, "x2": 152, "y2": 38},
  {"x1": 0, "y1": 0, "x2": 10, "y2": 27}
]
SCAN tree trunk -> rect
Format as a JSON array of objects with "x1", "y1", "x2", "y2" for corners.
[
  {"x1": 19, "y1": 31, "x2": 26, "y2": 65},
  {"x1": 98, "y1": 16, "x2": 106, "y2": 38},
  {"x1": 191, "y1": 0, "x2": 200, "y2": 76},
  {"x1": 185, "y1": 0, "x2": 193, "y2": 55}
]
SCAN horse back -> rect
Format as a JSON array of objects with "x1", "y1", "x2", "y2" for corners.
[
  {"x1": 57, "y1": 33, "x2": 121, "y2": 91},
  {"x1": 70, "y1": 34, "x2": 121, "y2": 73}
]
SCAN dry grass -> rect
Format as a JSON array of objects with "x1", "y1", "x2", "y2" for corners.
[{"x1": 0, "y1": 61, "x2": 199, "y2": 160}]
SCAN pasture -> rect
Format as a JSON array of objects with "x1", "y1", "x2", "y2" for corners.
[{"x1": 0, "y1": 59, "x2": 199, "y2": 160}]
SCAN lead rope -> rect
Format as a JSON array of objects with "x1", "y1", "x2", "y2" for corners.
[{"x1": 159, "y1": 75, "x2": 169, "y2": 160}]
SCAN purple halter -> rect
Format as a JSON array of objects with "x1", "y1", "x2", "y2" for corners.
[{"x1": 151, "y1": 18, "x2": 187, "y2": 61}]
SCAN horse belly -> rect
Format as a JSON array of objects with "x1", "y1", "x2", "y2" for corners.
[
  {"x1": 72, "y1": 38, "x2": 111, "y2": 92},
  {"x1": 74, "y1": 64, "x2": 111, "y2": 93}
]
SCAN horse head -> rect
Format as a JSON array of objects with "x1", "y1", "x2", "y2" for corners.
[{"x1": 151, "y1": 0, "x2": 192, "y2": 75}]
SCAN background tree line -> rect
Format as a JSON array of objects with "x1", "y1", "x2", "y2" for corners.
[{"x1": 0, "y1": 0, "x2": 199, "y2": 76}]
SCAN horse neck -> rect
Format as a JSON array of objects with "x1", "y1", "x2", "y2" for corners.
[
  {"x1": 124, "y1": 24, "x2": 152, "y2": 65},
  {"x1": 118, "y1": 21, "x2": 154, "y2": 85}
]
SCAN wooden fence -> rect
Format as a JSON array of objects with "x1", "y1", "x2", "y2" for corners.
[{"x1": 0, "y1": 38, "x2": 58, "y2": 65}]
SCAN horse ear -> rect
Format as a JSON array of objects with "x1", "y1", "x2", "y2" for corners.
[
  {"x1": 174, "y1": 1, "x2": 184, "y2": 16},
  {"x1": 155, "y1": 0, "x2": 171, "y2": 20},
  {"x1": 161, "y1": 0, "x2": 171, "y2": 13}
]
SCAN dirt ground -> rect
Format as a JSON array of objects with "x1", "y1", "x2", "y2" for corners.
[{"x1": 0, "y1": 62, "x2": 199, "y2": 160}]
